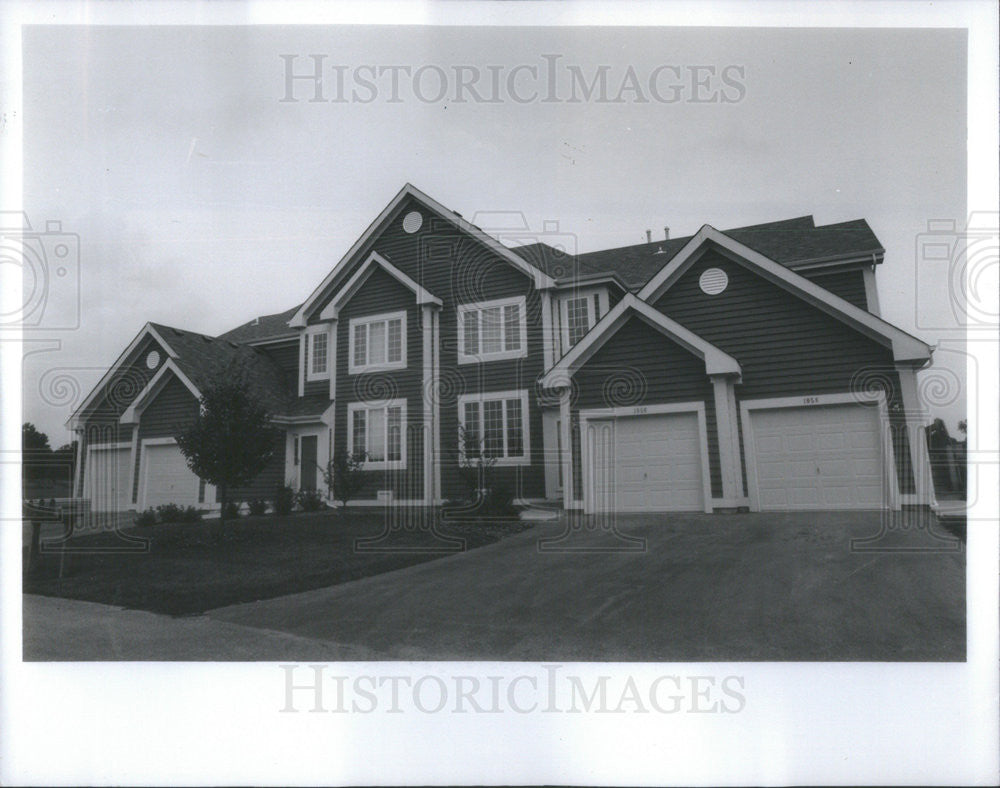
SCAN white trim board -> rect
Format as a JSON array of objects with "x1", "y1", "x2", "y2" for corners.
[
  {"x1": 67, "y1": 322, "x2": 181, "y2": 428},
  {"x1": 542, "y1": 293, "x2": 741, "y2": 388},
  {"x1": 738, "y1": 390, "x2": 901, "y2": 513},
  {"x1": 119, "y1": 360, "x2": 202, "y2": 424},
  {"x1": 291, "y1": 184, "x2": 554, "y2": 327},
  {"x1": 319, "y1": 251, "x2": 442, "y2": 321},
  {"x1": 636, "y1": 226, "x2": 931, "y2": 363}
]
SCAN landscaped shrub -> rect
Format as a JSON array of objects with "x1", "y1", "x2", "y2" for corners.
[
  {"x1": 248, "y1": 498, "x2": 268, "y2": 516},
  {"x1": 155, "y1": 503, "x2": 184, "y2": 523},
  {"x1": 180, "y1": 506, "x2": 203, "y2": 523},
  {"x1": 295, "y1": 489, "x2": 325, "y2": 512},
  {"x1": 221, "y1": 500, "x2": 241, "y2": 519},
  {"x1": 274, "y1": 483, "x2": 295, "y2": 515},
  {"x1": 135, "y1": 508, "x2": 157, "y2": 526},
  {"x1": 483, "y1": 483, "x2": 517, "y2": 518}
]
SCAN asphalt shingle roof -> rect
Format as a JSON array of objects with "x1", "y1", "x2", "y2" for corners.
[
  {"x1": 510, "y1": 215, "x2": 883, "y2": 290},
  {"x1": 217, "y1": 305, "x2": 301, "y2": 344},
  {"x1": 149, "y1": 323, "x2": 293, "y2": 414}
]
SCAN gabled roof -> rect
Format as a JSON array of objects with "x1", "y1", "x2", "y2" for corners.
[
  {"x1": 290, "y1": 183, "x2": 556, "y2": 328},
  {"x1": 68, "y1": 322, "x2": 294, "y2": 428},
  {"x1": 636, "y1": 226, "x2": 931, "y2": 364},
  {"x1": 541, "y1": 293, "x2": 741, "y2": 388},
  {"x1": 510, "y1": 215, "x2": 883, "y2": 290},
  {"x1": 318, "y1": 251, "x2": 442, "y2": 320},
  {"x1": 67, "y1": 322, "x2": 181, "y2": 427}
]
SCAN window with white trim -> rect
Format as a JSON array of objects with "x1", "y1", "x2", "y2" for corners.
[
  {"x1": 349, "y1": 311, "x2": 406, "y2": 373},
  {"x1": 457, "y1": 296, "x2": 527, "y2": 363},
  {"x1": 559, "y1": 288, "x2": 608, "y2": 352},
  {"x1": 306, "y1": 326, "x2": 330, "y2": 380},
  {"x1": 347, "y1": 400, "x2": 406, "y2": 468},
  {"x1": 458, "y1": 390, "x2": 530, "y2": 465}
]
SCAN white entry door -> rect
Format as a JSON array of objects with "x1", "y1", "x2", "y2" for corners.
[
  {"x1": 87, "y1": 445, "x2": 133, "y2": 512},
  {"x1": 747, "y1": 402, "x2": 886, "y2": 510},
  {"x1": 587, "y1": 411, "x2": 706, "y2": 513},
  {"x1": 142, "y1": 442, "x2": 201, "y2": 509}
]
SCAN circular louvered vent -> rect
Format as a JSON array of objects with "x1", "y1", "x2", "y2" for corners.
[
  {"x1": 146, "y1": 350, "x2": 161, "y2": 370},
  {"x1": 402, "y1": 211, "x2": 423, "y2": 234},
  {"x1": 698, "y1": 267, "x2": 729, "y2": 295}
]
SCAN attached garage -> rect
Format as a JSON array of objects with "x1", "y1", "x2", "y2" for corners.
[
  {"x1": 581, "y1": 405, "x2": 712, "y2": 514},
  {"x1": 741, "y1": 394, "x2": 896, "y2": 511},
  {"x1": 141, "y1": 440, "x2": 202, "y2": 509},
  {"x1": 86, "y1": 443, "x2": 134, "y2": 512}
]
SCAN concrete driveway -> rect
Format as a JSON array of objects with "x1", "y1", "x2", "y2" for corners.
[{"x1": 204, "y1": 511, "x2": 965, "y2": 661}]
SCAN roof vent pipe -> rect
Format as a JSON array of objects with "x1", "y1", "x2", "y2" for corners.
[
  {"x1": 645, "y1": 229, "x2": 652, "y2": 244},
  {"x1": 664, "y1": 227, "x2": 670, "y2": 240}
]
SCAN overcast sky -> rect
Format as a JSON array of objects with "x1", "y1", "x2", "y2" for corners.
[{"x1": 21, "y1": 25, "x2": 967, "y2": 443}]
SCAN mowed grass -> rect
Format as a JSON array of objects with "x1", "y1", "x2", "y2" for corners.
[{"x1": 23, "y1": 510, "x2": 530, "y2": 616}]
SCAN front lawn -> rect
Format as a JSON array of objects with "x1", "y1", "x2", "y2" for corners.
[{"x1": 23, "y1": 510, "x2": 529, "y2": 616}]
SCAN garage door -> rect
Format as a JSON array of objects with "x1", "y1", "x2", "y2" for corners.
[
  {"x1": 142, "y1": 442, "x2": 201, "y2": 509},
  {"x1": 588, "y1": 411, "x2": 705, "y2": 512},
  {"x1": 87, "y1": 446, "x2": 133, "y2": 512},
  {"x1": 748, "y1": 403, "x2": 886, "y2": 510}
]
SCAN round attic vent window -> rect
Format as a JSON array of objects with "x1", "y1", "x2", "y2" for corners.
[
  {"x1": 402, "y1": 211, "x2": 423, "y2": 234},
  {"x1": 698, "y1": 267, "x2": 729, "y2": 295},
  {"x1": 145, "y1": 350, "x2": 160, "y2": 370}
]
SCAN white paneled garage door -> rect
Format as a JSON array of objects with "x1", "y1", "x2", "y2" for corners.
[
  {"x1": 747, "y1": 402, "x2": 886, "y2": 510},
  {"x1": 142, "y1": 442, "x2": 201, "y2": 509},
  {"x1": 87, "y1": 445, "x2": 133, "y2": 512},
  {"x1": 587, "y1": 410, "x2": 706, "y2": 513}
]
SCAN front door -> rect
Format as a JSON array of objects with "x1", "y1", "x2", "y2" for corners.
[{"x1": 300, "y1": 435, "x2": 318, "y2": 491}]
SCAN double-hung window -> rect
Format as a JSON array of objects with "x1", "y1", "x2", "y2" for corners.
[
  {"x1": 306, "y1": 325, "x2": 330, "y2": 380},
  {"x1": 457, "y1": 296, "x2": 527, "y2": 364},
  {"x1": 458, "y1": 390, "x2": 530, "y2": 465},
  {"x1": 559, "y1": 288, "x2": 608, "y2": 352},
  {"x1": 349, "y1": 310, "x2": 406, "y2": 373},
  {"x1": 347, "y1": 400, "x2": 406, "y2": 468}
]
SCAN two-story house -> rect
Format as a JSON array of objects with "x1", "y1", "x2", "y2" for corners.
[{"x1": 67, "y1": 184, "x2": 936, "y2": 515}]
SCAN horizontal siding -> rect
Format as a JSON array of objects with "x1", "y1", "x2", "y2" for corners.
[
  {"x1": 654, "y1": 249, "x2": 912, "y2": 492},
  {"x1": 334, "y1": 265, "x2": 425, "y2": 500},
  {"x1": 135, "y1": 375, "x2": 199, "y2": 503},
  {"x1": 800, "y1": 268, "x2": 869, "y2": 311},
  {"x1": 260, "y1": 340, "x2": 300, "y2": 391},
  {"x1": 570, "y1": 316, "x2": 722, "y2": 498},
  {"x1": 310, "y1": 197, "x2": 547, "y2": 502}
]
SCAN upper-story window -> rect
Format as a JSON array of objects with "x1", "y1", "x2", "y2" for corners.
[
  {"x1": 306, "y1": 326, "x2": 330, "y2": 381},
  {"x1": 559, "y1": 288, "x2": 609, "y2": 353},
  {"x1": 457, "y1": 296, "x2": 527, "y2": 364},
  {"x1": 348, "y1": 310, "x2": 406, "y2": 374}
]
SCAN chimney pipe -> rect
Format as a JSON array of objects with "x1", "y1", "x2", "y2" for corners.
[
  {"x1": 664, "y1": 226, "x2": 670, "y2": 240},
  {"x1": 645, "y1": 229, "x2": 652, "y2": 244}
]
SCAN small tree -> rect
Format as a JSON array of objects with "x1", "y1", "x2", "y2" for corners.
[
  {"x1": 457, "y1": 424, "x2": 497, "y2": 503},
  {"x1": 323, "y1": 450, "x2": 368, "y2": 508},
  {"x1": 176, "y1": 361, "x2": 277, "y2": 534}
]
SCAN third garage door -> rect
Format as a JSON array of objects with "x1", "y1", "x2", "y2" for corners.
[{"x1": 747, "y1": 402, "x2": 887, "y2": 510}]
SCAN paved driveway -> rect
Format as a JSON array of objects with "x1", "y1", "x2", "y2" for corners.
[{"x1": 206, "y1": 512, "x2": 965, "y2": 661}]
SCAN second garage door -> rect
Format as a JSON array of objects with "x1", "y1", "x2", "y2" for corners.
[
  {"x1": 747, "y1": 402, "x2": 887, "y2": 510},
  {"x1": 587, "y1": 410, "x2": 706, "y2": 513},
  {"x1": 87, "y1": 445, "x2": 134, "y2": 512},
  {"x1": 142, "y1": 442, "x2": 201, "y2": 509}
]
